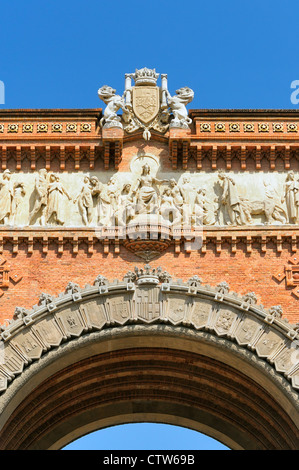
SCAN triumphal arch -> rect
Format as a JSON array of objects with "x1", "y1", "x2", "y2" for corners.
[{"x1": 0, "y1": 68, "x2": 298, "y2": 450}]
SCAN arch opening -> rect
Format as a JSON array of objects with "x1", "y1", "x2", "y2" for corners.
[{"x1": 62, "y1": 423, "x2": 230, "y2": 450}]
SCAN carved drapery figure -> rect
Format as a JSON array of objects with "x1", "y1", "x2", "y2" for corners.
[
  {"x1": 74, "y1": 176, "x2": 94, "y2": 226},
  {"x1": 169, "y1": 179, "x2": 184, "y2": 210},
  {"x1": 218, "y1": 171, "x2": 247, "y2": 225},
  {"x1": 159, "y1": 188, "x2": 182, "y2": 225},
  {"x1": 29, "y1": 168, "x2": 48, "y2": 226},
  {"x1": 11, "y1": 182, "x2": 26, "y2": 225},
  {"x1": 46, "y1": 174, "x2": 72, "y2": 225},
  {"x1": 0, "y1": 170, "x2": 13, "y2": 225},
  {"x1": 132, "y1": 164, "x2": 168, "y2": 216},
  {"x1": 193, "y1": 188, "x2": 217, "y2": 226},
  {"x1": 179, "y1": 176, "x2": 196, "y2": 225},
  {"x1": 96, "y1": 177, "x2": 119, "y2": 226},
  {"x1": 115, "y1": 183, "x2": 135, "y2": 226},
  {"x1": 282, "y1": 171, "x2": 299, "y2": 223}
]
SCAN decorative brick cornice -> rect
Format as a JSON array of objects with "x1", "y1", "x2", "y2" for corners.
[{"x1": 1, "y1": 108, "x2": 299, "y2": 171}]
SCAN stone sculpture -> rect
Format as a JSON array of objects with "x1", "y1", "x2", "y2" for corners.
[
  {"x1": 46, "y1": 174, "x2": 72, "y2": 225},
  {"x1": 11, "y1": 182, "x2": 26, "y2": 225},
  {"x1": 29, "y1": 168, "x2": 48, "y2": 226},
  {"x1": 218, "y1": 170, "x2": 247, "y2": 225},
  {"x1": 97, "y1": 177, "x2": 119, "y2": 226},
  {"x1": 114, "y1": 183, "x2": 135, "y2": 226},
  {"x1": 166, "y1": 87, "x2": 194, "y2": 128},
  {"x1": 98, "y1": 85, "x2": 130, "y2": 129},
  {"x1": 193, "y1": 188, "x2": 217, "y2": 226},
  {"x1": 159, "y1": 188, "x2": 182, "y2": 225},
  {"x1": 0, "y1": 167, "x2": 298, "y2": 229},
  {"x1": 131, "y1": 163, "x2": 169, "y2": 216},
  {"x1": 0, "y1": 170, "x2": 13, "y2": 225},
  {"x1": 73, "y1": 176, "x2": 94, "y2": 226},
  {"x1": 239, "y1": 181, "x2": 287, "y2": 225},
  {"x1": 99, "y1": 68, "x2": 194, "y2": 139},
  {"x1": 282, "y1": 171, "x2": 299, "y2": 224}
]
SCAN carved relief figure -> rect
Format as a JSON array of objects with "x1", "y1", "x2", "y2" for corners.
[
  {"x1": 97, "y1": 177, "x2": 119, "y2": 226},
  {"x1": 115, "y1": 183, "x2": 135, "y2": 226},
  {"x1": 255, "y1": 181, "x2": 286, "y2": 224},
  {"x1": 159, "y1": 188, "x2": 182, "y2": 225},
  {"x1": 89, "y1": 176, "x2": 103, "y2": 224},
  {"x1": 193, "y1": 188, "x2": 217, "y2": 226},
  {"x1": 282, "y1": 171, "x2": 299, "y2": 223},
  {"x1": 237, "y1": 181, "x2": 287, "y2": 225},
  {"x1": 73, "y1": 176, "x2": 94, "y2": 226},
  {"x1": 29, "y1": 168, "x2": 48, "y2": 226},
  {"x1": 218, "y1": 171, "x2": 247, "y2": 225},
  {"x1": 0, "y1": 170, "x2": 13, "y2": 224},
  {"x1": 179, "y1": 176, "x2": 196, "y2": 225},
  {"x1": 46, "y1": 174, "x2": 72, "y2": 225},
  {"x1": 11, "y1": 182, "x2": 26, "y2": 225},
  {"x1": 132, "y1": 164, "x2": 168, "y2": 216}
]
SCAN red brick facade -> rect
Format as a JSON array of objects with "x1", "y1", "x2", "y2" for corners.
[{"x1": 0, "y1": 109, "x2": 298, "y2": 325}]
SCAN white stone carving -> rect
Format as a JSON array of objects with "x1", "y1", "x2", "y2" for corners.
[
  {"x1": 73, "y1": 176, "x2": 94, "y2": 226},
  {"x1": 11, "y1": 182, "x2": 26, "y2": 225},
  {"x1": 0, "y1": 167, "x2": 297, "y2": 229},
  {"x1": 218, "y1": 170, "x2": 247, "y2": 225},
  {"x1": 98, "y1": 85, "x2": 130, "y2": 129},
  {"x1": 166, "y1": 87, "x2": 194, "y2": 129},
  {"x1": 131, "y1": 163, "x2": 169, "y2": 217},
  {"x1": 282, "y1": 171, "x2": 299, "y2": 224},
  {"x1": 98, "y1": 68, "x2": 194, "y2": 139},
  {"x1": 0, "y1": 170, "x2": 13, "y2": 225},
  {"x1": 29, "y1": 169, "x2": 48, "y2": 226},
  {"x1": 46, "y1": 174, "x2": 72, "y2": 225}
]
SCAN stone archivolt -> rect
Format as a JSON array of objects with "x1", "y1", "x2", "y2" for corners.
[{"x1": 0, "y1": 265, "x2": 298, "y2": 395}]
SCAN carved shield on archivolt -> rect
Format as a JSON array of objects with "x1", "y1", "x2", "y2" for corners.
[{"x1": 132, "y1": 86, "x2": 160, "y2": 124}]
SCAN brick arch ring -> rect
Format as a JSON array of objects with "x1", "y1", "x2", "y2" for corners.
[{"x1": 0, "y1": 266, "x2": 298, "y2": 450}]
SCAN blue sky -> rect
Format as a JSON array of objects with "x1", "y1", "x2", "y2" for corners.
[
  {"x1": 63, "y1": 423, "x2": 228, "y2": 450},
  {"x1": 1, "y1": 0, "x2": 299, "y2": 111},
  {"x1": 1, "y1": 0, "x2": 298, "y2": 451}
]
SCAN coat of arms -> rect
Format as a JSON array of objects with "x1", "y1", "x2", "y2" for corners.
[{"x1": 98, "y1": 67, "x2": 194, "y2": 140}]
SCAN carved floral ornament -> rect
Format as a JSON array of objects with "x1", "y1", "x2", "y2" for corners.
[
  {"x1": 198, "y1": 122, "x2": 298, "y2": 133},
  {"x1": 0, "y1": 265, "x2": 298, "y2": 395},
  {"x1": 0, "y1": 122, "x2": 92, "y2": 133}
]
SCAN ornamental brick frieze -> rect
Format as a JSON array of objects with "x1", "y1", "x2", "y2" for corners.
[
  {"x1": 2, "y1": 143, "x2": 299, "y2": 173},
  {"x1": 0, "y1": 265, "x2": 298, "y2": 395}
]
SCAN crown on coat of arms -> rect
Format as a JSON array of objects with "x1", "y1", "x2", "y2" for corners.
[{"x1": 132, "y1": 67, "x2": 159, "y2": 86}]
